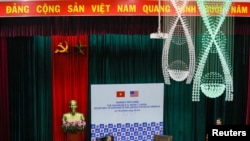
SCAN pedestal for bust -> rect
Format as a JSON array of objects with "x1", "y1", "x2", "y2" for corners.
[{"x1": 66, "y1": 131, "x2": 83, "y2": 141}]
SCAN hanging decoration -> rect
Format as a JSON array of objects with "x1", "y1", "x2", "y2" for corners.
[
  {"x1": 74, "y1": 41, "x2": 87, "y2": 56},
  {"x1": 192, "y1": 0, "x2": 234, "y2": 101},
  {"x1": 162, "y1": 0, "x2": 195, "y2": 84},
  {"x1": 54, "y1": 40, "x2": 87, "y2": 55},
  {"x1": 54, "y1": 41, "x2": 69, "y2": 53}
]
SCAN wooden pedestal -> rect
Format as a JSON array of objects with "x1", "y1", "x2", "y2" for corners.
[{"x1": 66, "y1": 131, "x2": 82, "y2": 141}]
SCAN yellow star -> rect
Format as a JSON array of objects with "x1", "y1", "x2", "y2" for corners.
[{"x1": 74, "y1": 41, "x2": 87, "y2": 55}]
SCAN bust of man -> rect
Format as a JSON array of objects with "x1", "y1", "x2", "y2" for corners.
[
  {"x1": 215, "y1": 118, "x2": 222, "y2": 125},
  {"x1": 62, "y1": 100, "x2": 85, "y2": 122}
]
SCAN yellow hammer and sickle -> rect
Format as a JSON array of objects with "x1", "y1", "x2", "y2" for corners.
[{"x1": 54, "y1": 41, "x2": 69, "y2": 53}]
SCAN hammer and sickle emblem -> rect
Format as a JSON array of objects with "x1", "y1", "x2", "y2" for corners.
[{"x1": 54, "y1": 41, "x2": 69, "y2": 53}]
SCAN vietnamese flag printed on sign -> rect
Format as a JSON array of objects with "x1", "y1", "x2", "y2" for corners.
[{"x1": 116, "y1": 91, "x2": 125, "y2": 97}]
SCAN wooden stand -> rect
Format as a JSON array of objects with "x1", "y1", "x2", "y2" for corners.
[{"x1": 66, "y1": 131, "x2": 82, "y2": 141}]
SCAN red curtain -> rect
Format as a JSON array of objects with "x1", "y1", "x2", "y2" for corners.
[
  {"x1": 0, "y1": 38, "x2": 10, "y2": 141},
  {"x1": 247, "y1": 49, "x2": 250, "y2": 125},
  {"x1": 52, "y1": 35, "x2": 89, "y2": 141}
]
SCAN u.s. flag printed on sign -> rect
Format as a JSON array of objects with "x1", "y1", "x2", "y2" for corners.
[{"x1": 130, "y1": 91, "x2": 139, "y2": 97}]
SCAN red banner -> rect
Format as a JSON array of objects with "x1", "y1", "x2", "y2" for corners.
[{"x1": 0, "y1": 0, "x2": 249, "y2": 17}]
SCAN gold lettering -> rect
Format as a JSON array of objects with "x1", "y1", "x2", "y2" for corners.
[
  {"x1": 142, "y1": 5, "x2": 170, "y2": 14},
  {"x1": 241, "y1": 6, "x2": 248, "y2": 13},
  {"x1": 36, "y1": 3, "x2": 60, "y2": 15},
  {"x1": 68, "y1": 2, "x2": 85, "y2": 13},
  {"x1": 176, "y1": 5, "x2": 196, "y2": 13},
  {"x1": 5, "y1": 3, "x2": 29, "y2": 14},
  {"x1": 204, "y1": 3, "x2": 224, "y2": 15},
  {"x1": 117, "y1": 5, "x2": 136, "y2": 12},
  {"x1": 184, "y1": 5, "x2": 196, "y2": 13},
  {"x1": 231, "y1": 5, "x2": 248, "y2": 14},
  {"x1": 91, "y1": 3, "x2": 110, "y2": 14}
]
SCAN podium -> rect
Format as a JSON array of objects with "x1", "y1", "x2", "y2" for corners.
[{"x1": 66, "y1": 131, "x2": 83, "y2": 141}]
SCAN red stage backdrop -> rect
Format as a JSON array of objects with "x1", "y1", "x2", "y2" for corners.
[
  {"x1": 52, "y1": 35, "x2": 89, "y2": 141},
  {"x1": 0, "y1": 38, "x2": 10, "y2": 141},
  {"x1": 247, "y1": 49, "x2": 250, "y2": 125}
]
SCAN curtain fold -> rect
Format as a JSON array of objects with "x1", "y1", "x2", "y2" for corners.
[
  {"x1": 163, "y1": 81, "x2": 207, "y2": 141},
  {"x1": 232, "y1": 19, "x2": 250, "y2": 125},
  {"x1": 89, "y1": 34, "x2": 164, "y2": 84},
  {"x1": 247, "y1": 48, "x2": 250, "y2": 124},
  {"x1": 7, "y1": 36, "x2": 52, "y2": 141},
  {"x1": 52, "y1": 35, "x2": 89, "y2": 141},
  {"x1": 228, "y1": 35, "x2": 249, "y2": 124},
  {"x1": 0, "y1": 17, "x2": 158, "y2": 37},
  {"x1": 0, "y1": 37, "x2": 10, "y2": 141}
]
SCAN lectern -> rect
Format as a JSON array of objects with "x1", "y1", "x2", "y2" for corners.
[{"x1": 66, "y1": 131, "x2": 83, "y2": 141}]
